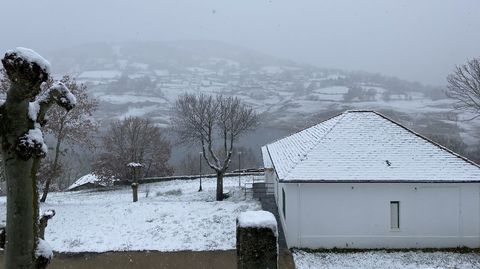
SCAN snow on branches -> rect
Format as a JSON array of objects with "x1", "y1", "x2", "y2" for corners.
[
  {"x1": 16, "y1": 123, "x2": 48, "y2": 160},
  {"x1": 15, "y1": 82, "x2": 76, "y2": 160}
]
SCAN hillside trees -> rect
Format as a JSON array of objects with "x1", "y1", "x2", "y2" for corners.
[
  {"x1": 446, "y1": 57, "x2": 480, "y2": 116},
  {"x1": 172, "y1": 94, "x2": 258, "y2": 201},
  {"x1": 93, "y1": 117, "x2": 173, "y2": 181},
  {"x1": 0, "y1": 48, "x2": 76, "y2": 268}
]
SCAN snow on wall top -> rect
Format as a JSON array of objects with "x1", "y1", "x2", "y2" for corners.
[
  {"x1": 264, "y1": 111, "x2": 480, "y2": 182},
  {"x1": 5, "y1": 47, "x2": 51, "y2": 73},
  {"x1": 237, "y1": 210, "x2": 278, "y2": 236}
]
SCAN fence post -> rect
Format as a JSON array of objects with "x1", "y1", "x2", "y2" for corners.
[{"x1": 237, "y1": 210, "x2": 278, "y2": 269}]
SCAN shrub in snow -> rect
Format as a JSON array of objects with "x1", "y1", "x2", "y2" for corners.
[{"x1": 236, "y1": 210, "x2": 278, "y2": 269}]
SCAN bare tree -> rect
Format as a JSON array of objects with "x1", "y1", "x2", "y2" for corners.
[
  {"x1": 446, "y1": 58, "x2": 480, "y2": 116},
  {"x1": 93, "y1": 117, "x2": 173, "y2": 180},
  {"x1": 39, "y1": 76, "x2": 98, "y2": 202},
  {"x1": 1, "y1": 48, "x2": 76, "y2": 268},
  {"x1": 172, "y1": 94, "x2": 258, "y2": 201}
]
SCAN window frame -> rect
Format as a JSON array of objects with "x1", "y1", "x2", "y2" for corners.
[{"x1": 390, "y1": 201, "x2": 400, "y2": 230}]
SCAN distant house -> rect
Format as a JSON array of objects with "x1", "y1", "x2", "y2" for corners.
[
  {"x1": 262, "y1": 110, "x2": 480, "y2": 249},
  {"x1": 68, "y1": 174, "x2": 106, "y2": 191}
]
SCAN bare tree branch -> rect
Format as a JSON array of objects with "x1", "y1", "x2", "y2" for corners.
[
  {"x1": 93, "y1": 117, "x2": 173, "y2": 181},
  {"x1": 446, "y1": 58, "x2": 480, "y2": 115},
  {"x1": 171, "y1": 93, "x2": 258, "y2": 201}
]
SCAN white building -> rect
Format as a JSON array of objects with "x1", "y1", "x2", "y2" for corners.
[{"x1": 261, "y1": 110, "x2": 480, "y2": 249}]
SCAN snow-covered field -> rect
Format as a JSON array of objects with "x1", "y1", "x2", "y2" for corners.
[
  {"x1": 0, "y1": 176, "x2": 261, "y2": 253},
  {"x1": 293, "y1": 250, "x2": 480, "y2": 269}
]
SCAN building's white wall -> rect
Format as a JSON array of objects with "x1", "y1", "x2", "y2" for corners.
[
  {"x1": 284, "y1": 183, "x2": 480, "y2": 249},
  {"x1": 271, "y1": 171, "x2": 279, "y2": 204},
  {"x1": 264, "y1": 168, "x2": 275, "y2": 194}
]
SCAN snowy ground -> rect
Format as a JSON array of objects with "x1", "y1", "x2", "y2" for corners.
[
  {"x1": 293, "y1": 249, "x2": 480, "y2": 269},
  {"x1": 0, "y1": 176, "x2": 261, "y2": 253}
]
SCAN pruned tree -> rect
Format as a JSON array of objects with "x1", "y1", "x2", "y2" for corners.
[
  {"x1": 0, "y1": 48, "x2": 76, "y2": 268},
  {"x1": 446, "y1": 57, "x2": 480, "y2": 116},
  {"x1": 172, "y1": 94, "x2": 258, "y2": 201},
  {"x1": 1, "y1": 67, "x2": 98, "y2": 202},
  {"x1": 93, "y1": 117, "x2": 173, "y2": 180}
]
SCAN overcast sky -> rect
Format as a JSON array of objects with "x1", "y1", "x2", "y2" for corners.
[{"x1": 1, "y1": 0, "x2": 479, "y2": 85}]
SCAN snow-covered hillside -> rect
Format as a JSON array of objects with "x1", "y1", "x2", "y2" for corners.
[{"x1": 43, "y1": 41, "x2": 480, "y2": 156}]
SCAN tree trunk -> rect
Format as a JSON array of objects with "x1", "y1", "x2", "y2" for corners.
[
  {"x1": 40, "y1": 118, "x2": 64, "y2": 203},
  {"x1": 3, "y1": 97, "x2": 39, "y2": 268},
  {"x1": 216, "y1": 172, "x2": 224, "y2": 201},
  {"x1": 5, "y1": 156, "x2": 37, "y2": 268}
]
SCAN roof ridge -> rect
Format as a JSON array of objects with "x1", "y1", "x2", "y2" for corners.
[
  {"x1": 371, "y1": 111, "x2": 480, "y2": 168},
  {"x1": 282, "y1": 112, "x2": 348, "y2": 180},
  {"x1": 344, "y1": 109, "x2": 376, "y2": 113},
  {"x1": 265, "y1": 111, "x2": 347, "y2": 147}
]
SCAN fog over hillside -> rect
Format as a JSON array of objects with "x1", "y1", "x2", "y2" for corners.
[
  {"x1": 0, "y1": 0, "x2": 479, "y2": 177},
  {"x1": 37, "y1": 41, "x2": 480, "y2": 171},
  {"x1": 1, "y1": 1, "x2": 479, "y2": 86}
]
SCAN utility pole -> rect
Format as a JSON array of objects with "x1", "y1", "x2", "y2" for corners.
[
  {"x1": 238, "y1": 151, "x2": 242, "y2": 187},
  {"x1": 198, "y1": 152, "x2": 203, "y2": 192}
]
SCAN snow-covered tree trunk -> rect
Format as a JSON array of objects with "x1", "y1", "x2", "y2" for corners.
[{"x1": 0, "y1": 48, "x2": 76, "y2": 269}]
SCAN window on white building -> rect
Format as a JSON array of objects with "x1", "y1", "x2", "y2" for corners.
[
  {"x1": 390, "y1": 201, "x2": 400, "y2": 229},
  {"x1": 282, "y1": 188, "x2": 286, "y2": 218}
]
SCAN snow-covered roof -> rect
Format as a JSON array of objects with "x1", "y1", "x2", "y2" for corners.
[
  {"x1": 261, "y1": 146, "x2": 273, "y2": 169},
  {"x1": 127, "y1": 162, "x2": 143, "y2": 168},
  {"x1": 68, "y1": 173, "x2": 104, "y2": 190},
  {"x1": 263, "y1": 110, "x2": 480, "y2": 182}
]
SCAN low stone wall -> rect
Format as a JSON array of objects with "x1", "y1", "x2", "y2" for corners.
[
  {"x1": 114, "y1": 170, "x2": 265, "y2": 186},
  {"x1": 237, "y1": 211, "x2": 278, "y2": 269}
]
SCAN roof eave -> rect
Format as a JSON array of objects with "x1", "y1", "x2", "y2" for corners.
[{"x1": 279, "y1": 179, "x2": 480, "y2": 183}]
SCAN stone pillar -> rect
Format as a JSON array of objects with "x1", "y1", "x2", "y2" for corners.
[
  {"x1": 131, "y1": 183, "x2": 139, "y2": 202},
  {"x1": 237, "y1": 210, "x2": 278, "y2": 269},
  {"x1": 127, "y1": 162, "x2": 142, "y2": 203}
]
